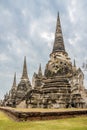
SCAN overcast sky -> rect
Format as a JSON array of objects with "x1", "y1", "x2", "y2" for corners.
[{"x1": 0, "y1": 0, "x2": 87, "y2": 99}]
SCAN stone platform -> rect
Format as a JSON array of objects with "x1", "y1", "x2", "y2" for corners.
[{"x1": 0, "y1": 107, "x2": 87, "y2": 121}]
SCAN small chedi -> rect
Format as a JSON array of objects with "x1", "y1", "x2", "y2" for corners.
[{"x1": 2, "y1": 13, "x2": 87, "y2": 108}]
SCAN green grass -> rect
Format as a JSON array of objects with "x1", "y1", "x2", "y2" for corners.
[{"x1": 0, "y1": 111, "x2": 87, "y2": 130}]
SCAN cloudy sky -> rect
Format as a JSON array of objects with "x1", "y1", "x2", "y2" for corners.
[{"x1": 0, "y1": 0, "x2": 87, "y2": 99}]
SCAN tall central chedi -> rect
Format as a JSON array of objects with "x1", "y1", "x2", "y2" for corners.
[
  {"x1": 45, "y1": 13, "x2": 72, "y2": 77},
  {"x1": 36, "y1": 13, "x2": 72, "y2": 108}
]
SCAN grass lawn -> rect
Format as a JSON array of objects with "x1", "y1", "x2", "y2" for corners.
[{"x1": 0, "y1": 111, "x2": 87, "y2": 130}]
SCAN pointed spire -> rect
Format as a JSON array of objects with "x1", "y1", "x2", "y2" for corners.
[
  {"x1": 12, "y1": 72, "x2": 16, "y2": 88},
  {"x1": 21, "y1": 56, "x2": 29, "y2": 80},
  {"x1": 38, "y1": 64, "x2": 42, "y2": 76},
  {"x1": 52, "y1": 12, "x2": 65, "y2": 53},
  {"x1": 74, "y1": 59, "x2": 76, "y2": 67}
]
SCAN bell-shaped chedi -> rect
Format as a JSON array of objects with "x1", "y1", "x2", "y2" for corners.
[
  {"x1": 45, "y1": 13, "x2": 72, "y2": 77},
  {"x1": 16, "y1": 56, "x2": 32, "y2": 104}
]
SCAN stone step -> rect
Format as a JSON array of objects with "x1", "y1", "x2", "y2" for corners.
[
  {"x1": 43, "y1": 78, "x2": 69, "y2": 83},
  {"x1": 44, "y1": 84, "x2": 70, "y2": 87},
  {"x1": 43, "y1": 84, "x2": 71, "y2": 88},
  {"x1": 44, "y1": 80, "x2": 69, "y2": 84}
]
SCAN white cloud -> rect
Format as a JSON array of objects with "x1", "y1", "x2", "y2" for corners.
[
  {"x1": 68, "y1": 33, "x2": 81, "y2": 45},
  {"x1": 68, "y1": 0, "x2": 77, "y2": 23},
  {"x1": 41, "y1": 32, "x2": 54, "y2": 41},
  {"x1": 40, "y1": 32, "x2": 54, "y2": 48},
  {"x1": 22, "y1": 9, "x2": 27, "y2": 17},
  {"x1": 0, "y1": 53, "x2": 9, "y2": 62},
  {"x1": 67, "y1": 0, "x2": 85, "y2": 25}
]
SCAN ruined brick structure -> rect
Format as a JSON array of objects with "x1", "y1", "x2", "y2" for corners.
[{"x1": 2, "y1": 13, "x2": 87, "y2": 108}]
